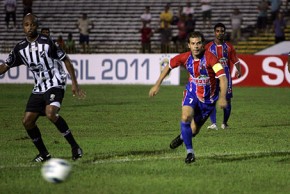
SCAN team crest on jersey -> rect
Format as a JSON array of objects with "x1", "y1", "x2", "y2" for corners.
[{"x1": 50, "y1": 94, "x2": 55, "y2": 101}]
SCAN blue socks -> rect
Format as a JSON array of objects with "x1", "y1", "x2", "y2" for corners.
[
  {"x1": 223, "y1": 103, "x2": 231, "y2": 124},
  {"x1": 181, "y1": 122, "x2": 194, "y2": 154},
  {"x1": 209, "y1": 107, "x2": 217, "y2": 124}
]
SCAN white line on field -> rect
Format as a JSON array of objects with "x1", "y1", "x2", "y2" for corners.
[{"x1": 0, "y1": 150, "x2": 288, "y2": 169}]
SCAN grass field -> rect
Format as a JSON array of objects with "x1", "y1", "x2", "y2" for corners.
[{"x1": 0, "y1": 84, "x2": 289, "y2": 194}]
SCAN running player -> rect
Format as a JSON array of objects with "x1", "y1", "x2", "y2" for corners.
[
  {"x1": 149, "y1": 31, "x2": 228, "y2": 164},
  {"x1": 0, "y1": 13, "x2": 86, "y2": 162}
]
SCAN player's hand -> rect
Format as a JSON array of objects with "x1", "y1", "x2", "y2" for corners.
[
  {"x1": 72, "y1": 85, "x2": 86, "y2": 99},
  {"x1": 236, "y1": 71, "x2": 242, "y2": 78},
  {"x1": 218, "y1": 98, "x2": 227, "y2": 109},
  {"x1": 149, "y1": 85, "x2": 159, "y2": 97}
]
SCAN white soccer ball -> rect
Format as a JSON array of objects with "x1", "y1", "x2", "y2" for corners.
[{"x1": 41, "y1": 158, "x2": 72, "y2": 183}]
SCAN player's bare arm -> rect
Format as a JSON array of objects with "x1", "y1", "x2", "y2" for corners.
[
  {"x1": 63, "y1": 56, "x2": 86, "y2": 99},
  {"x1": 218, "y1": 75, "x2": 228, "y2": 109},
  {"x1": 0, "y1": 63, "x2": 9, "y2": 75},
  {"x1": 149, "y1": 64, "x2": 171, "y2": 97},
  {"x1": 235, "y1": 61, "x2": 242, "y2": 78}
]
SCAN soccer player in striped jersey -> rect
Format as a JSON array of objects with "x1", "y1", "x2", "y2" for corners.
[
  {"x1": 149, "y1": 31, "x2": 228, "y2": 164},
  {"x1": 206, "y1": 23, "x2": 241, "y2": 130},
  {"x1": 0, "y1": 13, "x2": 86, "y2": 162}
]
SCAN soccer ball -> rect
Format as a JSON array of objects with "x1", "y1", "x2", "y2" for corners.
[{"x1": 41, "y1": 158, "x2": 72, "y2": 183}]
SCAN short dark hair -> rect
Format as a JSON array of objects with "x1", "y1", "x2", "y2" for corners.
[
  {"x1": 214, "y1": 23, "x2": 226, "y2": 31},
  {"x1": 41, "y1": 28, "x2": 50, "y2": 33},
  {"x1": 187, "y1": 31, "x2": 205, "y2": 43}
]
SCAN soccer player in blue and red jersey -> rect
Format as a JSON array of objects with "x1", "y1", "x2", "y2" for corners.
[
  {"x1": 149, "y1": 31, "x2": 228, "y2": 164},
  {"x1": 205, "y1": 23, "x2": 241, "y2": 130},
  {"x1": 0, "y1": 14, "x2": 85, "y2": 162}
]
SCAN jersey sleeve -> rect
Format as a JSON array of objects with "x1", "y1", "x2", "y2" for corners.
[
  {"x1": 5, "y1": 47, "x2": 23, "y2": 68},
  {"x1": 48, "y1": 37, "x2": 66, "y2": 61},
  {"x1": 228, "y1": 43, "x2": 240, "y2": 66},
  {"x1": 169, "y1": 51, "x2": 190, "y2": 69}
]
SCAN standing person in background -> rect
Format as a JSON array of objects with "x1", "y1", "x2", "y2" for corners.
[
  {"x1": 4, "y1": 0, "x2": 17, "y2": 29},
  {"x1": 149, "y1": 31, "x2": 228, "y2": 164},
  {"x1": 140, "y1": 6, "x2": 152, "y2": 26},
  {"x1": 182, "y1": 1, "x2": 195, "y2": 18},
  {"x1": 268, "y1": 0, "x2": 282, "y2": 30},
  {"x1": 140, "y1": 21, "x2": 153, "y2": 53},
  {"x1": 231, "y1": 8, "x2": 243, "y2": 44},
  {"x1": 200, "y1": 0, "x2": 212, "y2": 28},
  {"x1": 23, "y1": 0, "x2": 33, "y2": 16},
  {"x1": 0, "y1": 14, "x2": 86, "y2": 162},
  {"x1": 256, "y1": 0, "x2": 269, "y2": 34},
  {"x1": 206, "y1": 23, "x2": 241, "y2": 130},
  {"x1": 66, "y1": 32, "x2": 76, "y2": 54},
  {"x1": 185, "y1": 13, "x2": 196, "y2": 37},
  {"x1": 56, "y1": 35, "x2": 66, "y2": 50},
  {"x1": 76, "y1": 13, "x2": 94, "y2": 53},
  {"x1": 159, "y1": 21, "x2": 172, "y2": 53},
  {"x1": 273, "y1": 12, "x2": 286, "y2": 44},
  {"x1": 160, "y1": 4, "x2": 173, "y2": 30}
]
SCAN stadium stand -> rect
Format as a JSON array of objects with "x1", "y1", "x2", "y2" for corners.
[{"x1": 0, "y1": 0, "x2": 289, "y2": 54}]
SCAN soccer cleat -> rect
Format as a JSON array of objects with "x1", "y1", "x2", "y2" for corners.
[
  {"x1": 207, "y1": 123, "x2": 218, "y2": 130},
  {"x1": 72, "y1": 147, "x2": 83, "y2": 160},
  {"x1": 33, "y1": 153, "x2": 51, "y2": 162},
  {"x1": 185, "y1": 153, "x2": 195, "y2": 164},
  {"x1": 169, "y1": 135, "x2": 183, "y2": 149},
  {"x1": 221, "y1": 123, "x2": 229, "y2": 129}
]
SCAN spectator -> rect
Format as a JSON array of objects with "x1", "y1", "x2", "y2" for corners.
[
  {"x1": 140, "y1": 21, "x2": 153, "y2": 53},
  {"x1": 185, "y1": 13, "x2": 196, "y2": 36},
  {"x1": 40, "y1": 27, "x2": 50, "y2": 37},
  {"x1": 160, "y1": 4, "x2": 173, "y2": 29},
  {"x1": 56, "y1": 35, "x2": 66, "y2": 50},
  {"x1": 176, "y1": 14, "x2": 187, "y2": 52},
  {"x1": 140, "y1": 6, "x2": 151, "y2": 26},
  {"x1": 273, "y1": 12, "x2": 286, "y2": 44},
  {"x1": 231, "y1": 8, "x2": 243, "y2": 43},
  {"x1": 200, "y1": 0, "x2": 212, "y2": 28},
  {"x1": 256, "y1": 0, "x2": 269, "y2": 34},
  {"x1": 268, "y1": 0, "x2": 282, "y2": 29},
  {"x1": 159, "y1": 21, "x2": 172, "y2": 53},
  {"x1": 66, "y1": 32, "x2": 76, "y2": 54},
  {"x1": 23, "y1": 0, "x2": 33, "y2": 16},
  {"x1": 182, "y1": 2, "x2": 195, "y2": 18},
  {"x1": 4, "y1": 0, "x2": 17, "y2": 29},
  {"x1": 76, "y1": 13, "x2": 94, "y2": 53}
]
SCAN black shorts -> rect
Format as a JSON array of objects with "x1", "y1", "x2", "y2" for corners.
[{"x1": 25, "y1": 87, "x2": 64, "y2": 115}]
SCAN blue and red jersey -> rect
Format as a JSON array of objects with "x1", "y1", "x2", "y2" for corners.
[
  {"x1": 169, "y1": 51, "x2": 225, "y2": 104},
  {"x1": 205, "y1": 41, "x2": 239, "y2": 97}
]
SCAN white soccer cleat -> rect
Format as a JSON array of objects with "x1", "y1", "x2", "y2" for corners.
[
  {"x1": 207, "y1": 124, "x2": 218, "y2": 130},
  {"x1": 221, "y1": 123, "x2": 229, "y2": 129}
]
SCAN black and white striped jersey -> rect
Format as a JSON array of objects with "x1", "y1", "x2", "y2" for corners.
[{"x1": 5, "y1": 34, "x2": 68, "y2": 94}]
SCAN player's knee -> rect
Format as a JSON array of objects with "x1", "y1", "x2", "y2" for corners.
[
  {"x1": 46, "y1": 112, "x2": 58, "y2": 122},
  {"x1": 22, "y1": 117, "x2": 34, "y2": 129},
  {"x1": 181, "y1": 114, "x2": 191, "y2": 122}
]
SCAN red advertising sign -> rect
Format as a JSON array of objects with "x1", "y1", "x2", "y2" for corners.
[{"x1": 233, "y1": 55, "x2": 290, "y2": 87}]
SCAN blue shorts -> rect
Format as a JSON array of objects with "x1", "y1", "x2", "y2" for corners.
[
  {"x1": 182, "y1": 90, "x2": 216, "y2": 127},
  {"x1": 79, "y1": 33, "x2": 89, "y2": 44}
]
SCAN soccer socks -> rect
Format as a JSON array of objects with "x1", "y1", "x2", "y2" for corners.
[
  {"x1": 54, "y1": 116, "x2": 79, "y2": 148},
  {"x1": 209, "y1": 107, "x2": 217, "y2": 124},
  {"x1": 181, "y1": 122, "x2": 194, "y2": 154},
  {"x1": 223, "y1": 103, "x2": 231, "y2": 124},
  {"x1": 27, "y1": 126, "x2": 49, "y2": 155}
]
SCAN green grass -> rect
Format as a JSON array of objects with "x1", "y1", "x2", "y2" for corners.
[{"x1": 0, "y1": 84, "x2": 289, "y2": 194}]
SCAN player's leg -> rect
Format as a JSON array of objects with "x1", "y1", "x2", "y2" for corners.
[
  {"x1": 207, "y1": 106, "x2": 218, "y2": 130},
  {"x1": 44, "y1": 88, "x2": 83, "y2": 160},
  {"x1": 222, "y1": 99, "x2": 231, "y2": 129},
  {"x1": 23, "y1": 93, "x2": 51, "y2": 162}
]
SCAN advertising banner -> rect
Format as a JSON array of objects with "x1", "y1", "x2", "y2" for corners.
[{"x1": 0, "y1": 54, "x2": 179, "y2": 85}]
